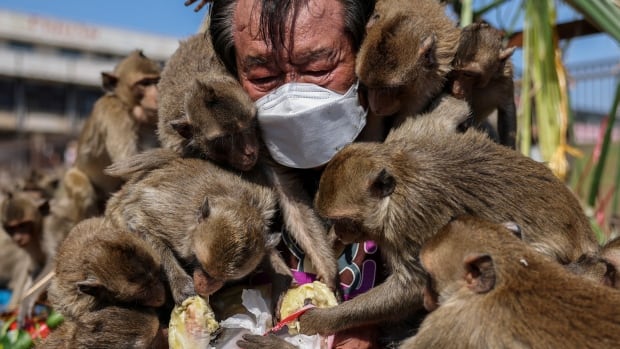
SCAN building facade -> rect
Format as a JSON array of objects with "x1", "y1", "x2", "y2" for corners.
[{"x1": 0, "y1": 9, "x2": 181, "y2": 169}]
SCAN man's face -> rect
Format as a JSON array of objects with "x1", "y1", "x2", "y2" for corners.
[{"x1": 233, "y1": 0, "x2": 357, "y2": 101}]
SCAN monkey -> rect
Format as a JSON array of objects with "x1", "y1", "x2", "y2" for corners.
[
  {"x1": 37, "y1": 305, "x2": 167, "y2": 349},
  {"x1": 0, "y1": 191, "x2": 50, "y2": 313},
  {"x1": 157, "y1": 33, "x2": 259, "y2": 172},
  {"x1": 70, "y1": 49, "x2": 161, "y2": 220},
  {"x1": 155, "y1": 33, "x2": 340, "y2": 295},
  {"x1": 47, "y1": 217, "x2": 167, "y2": 321},
  {"x1": 104, "y1": 149, "x2": 282, "y2": 305},
  {"x1": 356, "y1": 0, "x2": 460, "y2": 125},
  {"x1": 295, "y1": 100, "x2": 599, "y2": 335},
  {"x1": 400, "y1": 215, "x2": 620, "y2": 349},
  {"x1": 448, "y1": 22, "x2": 517, "y2": 149}
]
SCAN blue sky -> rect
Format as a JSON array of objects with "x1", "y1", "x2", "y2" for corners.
[{"x1": 1, "y1": 0, "x2": 619, "y2": 66}]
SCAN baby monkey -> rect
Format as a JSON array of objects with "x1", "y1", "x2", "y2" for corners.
[
  {"x1": 449, "y1": 22, "x2": 517, "y2": 148},
  {"x1": 158, "y1": 33, "x2": 258, "y2": 172},
  {"x1": 47, "y1": 217, "x2": 167, "y2": 321}
]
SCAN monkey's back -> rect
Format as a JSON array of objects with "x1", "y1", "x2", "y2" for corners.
[
  {"x1": 400, "y1": 129, "x2": 598, "y2": 262},
  {"x1": 105, "y1": 156, "x2": 276, "y2": 258}
]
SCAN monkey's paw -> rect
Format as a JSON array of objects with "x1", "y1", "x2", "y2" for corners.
[
  {"x1": 237, "y1": 334, "x2": 297, "y2": 349},
  {"x1": 297, "y1": 308, "x2": 333, "y2": 336},
  {"x1": 171, "y1": 274, "x2": 197, "y2": 305}
]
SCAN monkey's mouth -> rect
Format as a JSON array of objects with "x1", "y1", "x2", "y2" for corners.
[
  {"x1": 238, "y1": 154, "x2": 259, "y2": 171},
  {"x1": 332, "y1": 219, "x2": 364, "y2": 244}
]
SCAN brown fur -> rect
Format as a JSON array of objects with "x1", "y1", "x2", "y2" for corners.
[
  {"x1": 301, "y1": 104, "x2": 598, "y2": 334},
  {"x1": 73, "y1": 50, "x2": 161, "y2": 214},
  {"x1": 157, "y1": 33, "x2": 258, "y2": 172},
  {"x1": 356, "y1": 0, "x2": 460, "y2": 121},
  {"x1": 0, "y1": 191, "x2": 49, "y2": 314},
  {"x1": 47, "y1": 217, "x2": 166, "y2": 321},
  {"x1": 104, "y1": 149, "x2": 279, "y2": 304},
  {"x1": 155, "y1": 33, "x2": 338, "y2": 294},
  {"x1": 450, "y1": 22, "x2": 517, "y2": 148},
  {"x1": 37, "y1": 305, "x2": 166, "y2": 349},
  {"x1": 401, "y1": 216, "x2": 620, "y2": 349}
]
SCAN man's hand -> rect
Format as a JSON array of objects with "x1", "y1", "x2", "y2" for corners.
[{"x1": 184, "y1": 0, "x2": 210, "y2": 12}]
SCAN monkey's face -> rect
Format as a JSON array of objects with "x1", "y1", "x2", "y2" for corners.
[
  {"x1": 316, "y1": 143, "x2": 396, "y2": 243},
  {"x1": 205, "y1": 125, "x2": 259, "y2": 172},
  {"x1": 4, "y1": 220, "x2": 35, "y2": 247}
]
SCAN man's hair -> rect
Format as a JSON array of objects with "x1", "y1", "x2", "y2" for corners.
[{"x1": 209, "y1": 0, "x2": 375, "y2": 76}]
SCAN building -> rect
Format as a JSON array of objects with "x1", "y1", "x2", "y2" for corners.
[{"x1": 0, "y1": 9, "x2": 182, "y2": 170}]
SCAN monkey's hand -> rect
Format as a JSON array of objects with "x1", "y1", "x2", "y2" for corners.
[
  {"x1": 170, "y1": 272, "x2": 197, "y2": 305},
  {"x1": 184, "y1": 0, "x2": 210, "y2": 12},
  {"x1": 296, "y1": 307, "x2": 335, "y2": 336},
  {"x1": 237, "y1": 334, "x2": 297, "y2": 349}
]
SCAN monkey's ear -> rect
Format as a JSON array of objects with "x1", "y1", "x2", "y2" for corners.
[
  {"x1": 463, "y1": 253, "x2": 495, "y2": 294},
  {"x1": 370, "y1": 168, "x2": 396, "y2": 198},
  {"x1": 499, "y1": 46, "x2": 516, "y2": 61},
  {"x1": 502, "y1": 221, "x2": 522, "y2": 240},
  {"x1": 101, "y1": 72, "x2": 119, "y2": 92},
  {"x1": 36, "y1": 198, "x2": 50, "y2": 217},
  {"x1": 170, "y1": 119, "x2": 194, "y2": 140},
  {"x1": 199, "y1": 197, "x2": 210, "y2": 220},
  {"x1": 76, "y1": 278, "x2": 104, "y2": 297},
  {"x1": 265, "y1": 232, "x2": 282, "y2": 249},
  {"x1": 419, "y1": 35, "x2": 436, "y2": 68}
]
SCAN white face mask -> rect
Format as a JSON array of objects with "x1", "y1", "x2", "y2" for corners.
[{"x1": 256, "y1": 81, "x2": 367, "y2": 169}]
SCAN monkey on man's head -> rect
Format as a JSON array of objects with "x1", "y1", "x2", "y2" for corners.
[
  {"x1": 449, "y1": 22, "x2": 517, "y2": 148},
  {"x1": 401, "y1": 215, "x2": 620, "y2": 349},
  {"x1": 356, "y1": 0, "x2": 460, "y2": 121}
]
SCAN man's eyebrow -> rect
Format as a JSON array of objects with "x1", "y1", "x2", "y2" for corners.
[
  {"x1": 242, "y1": 55, "x2": 273, "y2": 70},
  {"x1": 292, "y1": 48, "x2": 335, "y2": 64}
]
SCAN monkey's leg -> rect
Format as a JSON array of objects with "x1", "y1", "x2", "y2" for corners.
[{"x1": 263, "y1": 249, "x2": 294, "y2": 320}]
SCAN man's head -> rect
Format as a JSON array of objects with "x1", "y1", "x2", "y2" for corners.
[{"x1": 210, "y1": 0, "x2": 375, "y2": 100}]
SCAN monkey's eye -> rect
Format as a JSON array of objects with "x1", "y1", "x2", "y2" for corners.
[{"x1": 137, "y1": 77, "x2": 160, "y2": 87}]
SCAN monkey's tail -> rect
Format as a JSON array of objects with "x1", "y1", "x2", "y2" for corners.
[{"x1": 105, "y1": 148, "x2": 179, "y2": 180}]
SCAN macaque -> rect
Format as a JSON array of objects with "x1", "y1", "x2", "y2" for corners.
[
  {"x1": 156, "y1": 33, "x2": 339, "y2": 293},
  {"x1": 449, "y1": 22, "x2": 517, "y2": 148},
  {"x1": 104, "y1": 150, "x2": 281, "y2": 305},
  {"x1": 37, "y1": 306, "x2": 167, "y2": 349},
  {"x1": 356, "y1": 0, "x2": 460, "y2": 123},
  {"x1": 71, "y1": 50, "x2": 161, "y2": 218},
  {"x1": 158, "y1": 33, "x2": 259, "y2": 172},
  {"x1": 401, "y1": 216, "x2": 620, "y2": 348},
  {"x1": 0, "y1": 191, "x2": 49, "y2": 312},
  {"x1": 47, "y1": 217, "x2": 167, "y2": 321},
  {"x1": 299, "y1": 100, "x2": 598, "y2": 335}
]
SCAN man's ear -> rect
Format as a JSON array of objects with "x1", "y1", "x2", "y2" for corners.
[{"x1": 463, "y1": 253, "x2": 495, "y2": 294}]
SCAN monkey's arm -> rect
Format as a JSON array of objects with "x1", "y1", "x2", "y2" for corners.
[
  {"x1": 263, "y1": 249, "x2": 295, "y2": 320},
  {"x1": 297, "y1": 270, "x2": 424, "y2": 335},
  {"x1": 104, "y1": 112, "x2": 140, "y2": 164},
  {"x1": 271, "y1": 165, "x2": 340, "y2": 292},
  {"x1": 141, "y1": 234, "x2": 196, "y2": 304}
]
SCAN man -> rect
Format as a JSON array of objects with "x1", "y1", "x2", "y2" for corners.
[{"x1": 206, "y1": 0, "x2": 384, "y2": 347}]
